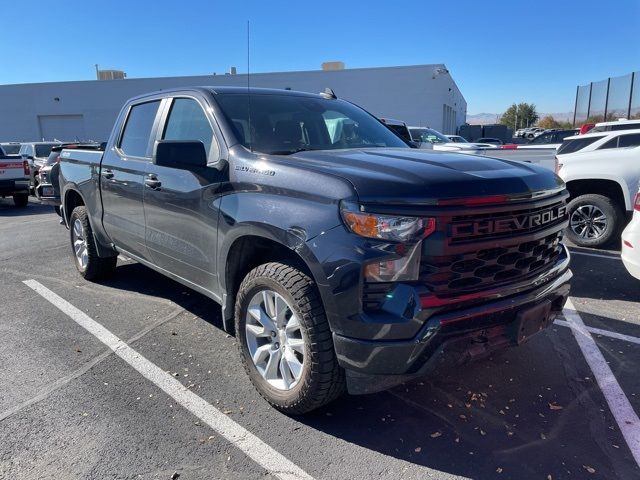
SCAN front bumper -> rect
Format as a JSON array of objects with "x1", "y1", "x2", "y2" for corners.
[
  {"x1": 333, "y1": 255, "x2": 571, "y2": 393},
  {"x1": 35, "y1": 181, "x2": 60, "y2": 206}
]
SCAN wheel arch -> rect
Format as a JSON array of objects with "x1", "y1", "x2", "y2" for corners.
[
  {"x1": 220, "y1": 230, "x2": 322, "y2": 333},
  {"x1": 565, "y1": 178, "x2": 628, "y2": 212}
]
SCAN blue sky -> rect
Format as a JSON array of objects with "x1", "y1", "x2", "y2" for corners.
[{"x1": 1, "y1": 0, "x2": 638, "y2": 114}]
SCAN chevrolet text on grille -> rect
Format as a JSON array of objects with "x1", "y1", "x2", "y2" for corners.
[{"x1": 452, "y1": 205, "x2": 568, "y2": 238}]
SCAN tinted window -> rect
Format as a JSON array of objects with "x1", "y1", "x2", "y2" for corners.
[
  {"x1": 163, "y1": 98, "x2": 215, "y2": 156},
  {"x1": 119, "y1": 101, "x2": 161, "y2": 157},
  {"x1": 2, "y1": 144, "x2": 20, "y2": 154},
  {"x1": 618, "y1": 133, "x2": 640, "y2": 148},
  {"x1": 410, "y1": 128, "x2": 450, "y2": 144},
  {"x1": 35, "y1": 143, "x2": 58, "y2": 158},
  {"x1": 557, "y1": 136, "x2": 604, "y2": 154},
  {"x1": 529, "y1": 133, "x2": 553, "y2": 144},
  {"x1": 611, "y1": 123, "x2": 640, "y2": 131},
  {"x1": 386, "y1": 124, "x2": 412, "y2": 142},
  {"x1": 599, "y1": 137, "x2": 619, "y2": 149},
  {"x1": 215, "y1": 93, "x2": 407, "y2": 154}
]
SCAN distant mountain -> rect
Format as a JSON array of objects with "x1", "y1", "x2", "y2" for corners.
[{"x1": 466, "y1": 112, "x2": 574, "y2": 125}]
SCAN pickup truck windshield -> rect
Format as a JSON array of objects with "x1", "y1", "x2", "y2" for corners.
[
  {"x1": 35, "y1": 143, "x2": 58, "y2": 158},
  {"x1": 215, "y1": 93, "x2": 407, "y2": 154},
  {"x1": 409, "y1": 128, "x2": 450, "y2": 144}
]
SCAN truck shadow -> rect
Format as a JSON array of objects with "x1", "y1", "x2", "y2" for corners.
[
  {"x1": 297, "y1": 328, "x2": 635, "y2": 479},
  {"x1": 101, "y1": 261, "x2": 636, "y2": 480},
  {"x1": 0, "y1": 198, "x2": 56, "y2": 217}
]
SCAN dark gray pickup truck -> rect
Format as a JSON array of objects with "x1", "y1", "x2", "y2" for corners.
[{"x1": 59, "y1": 87, "x2": 572, "y2": 413}]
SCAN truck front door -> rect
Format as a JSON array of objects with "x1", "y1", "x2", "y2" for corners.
[
  {"x1": 100, "y1": 100, "x2": 162, "y2": 260},
  {"x1": 142, "y1": 96, "x2": 226, "y2": 294}
]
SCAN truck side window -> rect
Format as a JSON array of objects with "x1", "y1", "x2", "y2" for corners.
[
  {"x1": 162, "y1": 98, "x2": 216, "y2": 161},
  {"x1": 119, "y1": 101, "x2": 161, "y2": 158}
]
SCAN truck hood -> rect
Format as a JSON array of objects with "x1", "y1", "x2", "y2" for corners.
[{"x1": 272, "y1": 148, "x2": 563, "y2": 205}]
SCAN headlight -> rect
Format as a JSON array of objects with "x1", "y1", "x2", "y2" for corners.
[{"x1": 340, "y1": 203, "x2": 436, "y2": 242}]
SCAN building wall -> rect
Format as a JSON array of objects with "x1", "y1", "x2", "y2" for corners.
[{"x1": 0, "y1": 64, "x2": 466, "y2": 142}]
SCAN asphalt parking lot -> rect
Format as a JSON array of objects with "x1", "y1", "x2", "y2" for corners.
[{"x1": 1, "y1": 198, "x2": 639, "y2": 480}]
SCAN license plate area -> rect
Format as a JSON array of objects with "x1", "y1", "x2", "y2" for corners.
[{"x1": 512, "y1": 300, "x2": 552, "y2": 345}]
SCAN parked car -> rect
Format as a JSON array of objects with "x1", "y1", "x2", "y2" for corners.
[
  {"x1": 590, "y1": 118, "x2": 640, "y2": 133},
  {"x1": 19, "y1": 141, "x2": 62, "y2": 193},
  {"x1": 525, "y1": 127, "x2": 546, "y2": 139},
  {"x1": 518, "y1": 129, "x2": 579, "y2": 149},
  {"x1": 0, "y1": 145, "x2": 30, "y2": 207},
  {"x1": 514, "y1": 128, "x2": 527, "y2": 138},
  {"x1": 476, "y1": 137, "x2": 503, "y2": 145},
  {"x1": 36, "y1": 143, "x2": 102, "y2": 212},
  {"x1": 58, "y1": 87, "x2": 571, "y2": 414},
  {"x1": 379, "y1": 118, "x2": 414, "y2": 144},
  {"x1": 446, "y1": 135, "x2": 468, "y2": 143},
  {"x1": 1, "y1": 142, "x2": 22, "y2": 155},
  {"x1": 409, "y1": 127, "x2": 496, "y2": 151},
  {"x1": 621, "y1": 188, "x2": 640, "y2": 280},
  {"x1": 557, "y1": 129, "x2": 640, "y2": 247}
]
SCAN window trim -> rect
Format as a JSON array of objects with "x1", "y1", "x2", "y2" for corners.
[
  {"x1": 115, "y1": 99, "x2": 164, "y2": 160},
  {"x1": 155, "y1": 94, "x2": 222, "y2": 166}
]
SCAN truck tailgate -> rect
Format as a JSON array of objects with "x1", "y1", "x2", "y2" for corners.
[{"x1": 0, "y1": 159, "x2": 26, "y2": 180}]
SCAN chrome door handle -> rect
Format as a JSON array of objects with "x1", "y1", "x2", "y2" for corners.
[
  {"x1": 144, "y1": 175, "x2": 161, "y2": 190},
  {"x1": 102, "y1": 169, "x2": 114, "y2": 179}
]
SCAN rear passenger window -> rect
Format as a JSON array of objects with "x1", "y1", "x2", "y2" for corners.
[
  {"x1": 599, "y1": 137, "x2": 619, "y2": 149},
  {"x1": 162, "y1": 98, "x2": 215, "y2": 159},
  {"x1": 618, "y1": 133, "x2": 640, "y2": 148},
  {"x1": 557, "y1": 136, "x2": 604, "y2": 155},
  {"x1": 119, "y1": 101, "x2": 161, "y2": 158}
]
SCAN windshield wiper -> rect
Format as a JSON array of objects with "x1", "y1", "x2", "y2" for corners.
[{"x1": 267, "y1": 147, "x2": 316, "y2": 155}]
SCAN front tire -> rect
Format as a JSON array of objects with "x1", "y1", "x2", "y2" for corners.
[
  {"x1": 69, "y1": 206, "x2": 117, "y2": 280},
  {"x1": 13, "y1": 193, "x2": 28, "y2": 207},
  {"x1": 565, "y1": 194, "x2": 624, "y2": 248},
  {"x1": 235, "y1": 262, "x2": 345, "y2": 414}
]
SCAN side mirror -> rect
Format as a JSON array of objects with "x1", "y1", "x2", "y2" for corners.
[{"x1": 153, "y1": 140, "x2": 207, "y2": 169}]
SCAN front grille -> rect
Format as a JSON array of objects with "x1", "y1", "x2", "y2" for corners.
[
  {"x1": 362, "y1": 195, "x2": 569, "y2": 312},
  {"x1": 420, "y1": 231, "x2": 563, "y2": 295}
]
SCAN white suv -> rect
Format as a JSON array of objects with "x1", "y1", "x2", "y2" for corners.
[
  {"x1": 557, "y1": 129, "x2": 640, "y2": 247},
  {"x1": 590, "y1": 118, "x2": 640, "y2": 133}
]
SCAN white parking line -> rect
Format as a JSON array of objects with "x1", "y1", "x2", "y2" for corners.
[
  {"x1": 23, "y1": 279, "x2": 313, "y2": 480},
  {"x1": 569, "y1": 250, "x2": 621, "y2": 261},
  {"x1": 563, "y1": 298, "x2": 640, "y2": 467},
  {"x1": 555, "y1": 319, "x2": 640, "y2": 346}
]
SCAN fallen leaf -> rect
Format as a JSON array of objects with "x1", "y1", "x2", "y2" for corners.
[
  {"x1": 548, "y1": 402, "x2": 563, "y2": 410},
  {"x1": 454, "y1": 437, "x2": 460, "y2": 443},
  {"x1": 480, "y1": 429, "x2": 486, "y2": 436},
  {"x1": 430, "y1": 431, "x2": 442, "y2": 438},
  {"x1": 223, "y1": 410, "x2": 232, "y2": 414},
  {"x1": 540, "y1": 433, "x2": 547, "y2": 440},
  {"x1": 583, "y1": 465, "x2": 596, "y2": 474},
  {"x1": 414, "y1": 447, "x2": 422, "y2": 453},
  {"x1": 496, "y1": 467, "x2": 503, "y2": 473}
]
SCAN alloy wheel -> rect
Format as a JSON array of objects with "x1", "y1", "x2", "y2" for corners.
[
  {"x1": 72, "y1": 218, "x2": 89, "y2": 269},
  {"x1": 245, "y1": 289, "x2": 305, "y2": 391},
  {"x1": 570, "y1": 204, "x2": 608, "y2": 240}
]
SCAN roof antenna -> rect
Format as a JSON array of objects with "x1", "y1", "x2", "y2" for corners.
[{"x1": 246, "y1": 20, "x2": 253, "y2": 152}]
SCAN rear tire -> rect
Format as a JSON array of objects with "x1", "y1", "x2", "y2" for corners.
[
  {"x1": 12, "y1": 193, "x2": 28, "y2": 207},
  {"x1": 565, "y1": 194, "x2": 624, "y2": 248},
  {"x1": 235, "y1": 262, "x2": 345, "y2": 414},
  {"x1": 69, "y1": 206, "x2": 117, "y2": 280}
]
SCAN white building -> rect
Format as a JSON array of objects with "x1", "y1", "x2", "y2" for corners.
[{"x1": 0, "y1": 64, "x2": 466, "y2": 142}]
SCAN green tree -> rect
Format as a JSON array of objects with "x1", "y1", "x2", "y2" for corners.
[
  {"x1": 500, "y1": 103, "x2": 539, "y2": 130},
  {"x1": 537, "y1": 115, "x2": 562, "y2": 129}
]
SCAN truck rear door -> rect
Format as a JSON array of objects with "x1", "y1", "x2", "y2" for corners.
[
  {"x1": 100, "y1": 100, "x2": 162, "y2": 260},
  {"x1": 142, "y1": 95, "x2": 226, "y2": 292}
]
